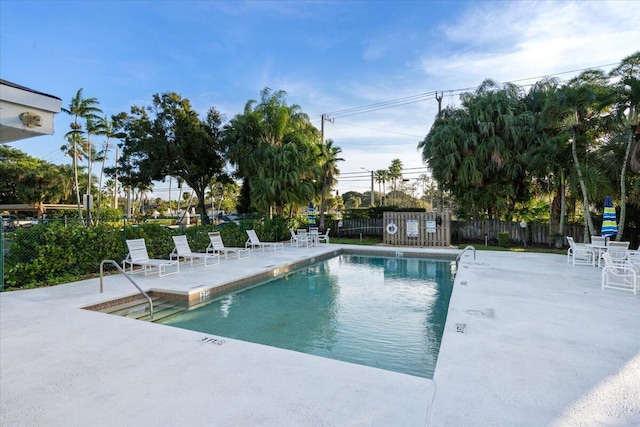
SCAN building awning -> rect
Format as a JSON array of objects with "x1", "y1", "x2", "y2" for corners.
[{"x1": 0, "y1": 79, "x2": 63, "y2": 143}]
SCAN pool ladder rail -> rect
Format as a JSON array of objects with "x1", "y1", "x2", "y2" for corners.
[
  {"x1": 99, "y1": 259, "x2": 155, "y2": 320},
  {"x1": 456, "y1": 245, "x2": 476, "y2": 264}
]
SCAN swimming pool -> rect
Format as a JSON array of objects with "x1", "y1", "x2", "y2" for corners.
[{"x1": 159, "y1": 254, "x2": 455, "y2": 378}]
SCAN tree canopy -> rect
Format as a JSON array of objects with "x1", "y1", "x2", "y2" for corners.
[{"x1": 109, "y1": 92, "x2": 230, "y2": 224}]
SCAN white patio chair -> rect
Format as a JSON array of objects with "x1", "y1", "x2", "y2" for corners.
[
  {"x1": 245, "y1": 229, "x2": 284, "y2": 252},
  {"x1": 206, "y1": 232, "x2": 250, "y2": 259},
  {"x1": 290, "y1": 228, "x2": 308, "y2": 248},
  {"x1": 308, "y1": 227, "x2": 319, "y2": 246},
  {"x1": 317, "y1": 228, "x2": 331, "y2": 245},
  {"x1": 171, "y1": 235, "x2": 220, "y2": 267},
  {"x1": 297, "y1": 228, "x2": 311, "y2": 248},
  {"x1": 601, "y1": 252, "x2": 638, "y2": 295},
  {"x1": 566, "y1": 236, "x2": 594, "y2": 266},
  {"x1": 123, "y1": 238, "x2": 179, "y2": 277},
  {"x1": 606, "y1": 241, "x2": 630, "y2": 265}
]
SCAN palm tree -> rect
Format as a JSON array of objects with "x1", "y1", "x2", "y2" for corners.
[
  {"x1": 609, "y1": 52, "x2": 640, "y2": 240},
  {"x1": 375, "y1": 169, "x2": 389, "y2": 206},
  {"x1": 61, "y1": 89, "x2": 102, "y2": 220},
  {"x1": 388, "y1": 159, "x2": 403, "y2": 206},
  {"x1": 557, "y1": 71, "x2": 614, "y2": 240},
  {"x1": 229, "y1": 88, "x2": 319, "y2": 217},
  {"x1": 317, "y1": 139, "x2": 343, "y2": 231},
  {"x1": 60, "y1": 132, "x2": 87, "y2": 215},
  {"x1": 93, "y1": 115, "x2": 122, "y2": 222}
]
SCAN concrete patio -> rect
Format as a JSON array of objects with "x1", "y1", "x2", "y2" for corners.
[{"x1": 1, "y1": 244, "x2": 638, "y2": 426}]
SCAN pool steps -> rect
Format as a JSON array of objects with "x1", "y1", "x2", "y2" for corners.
[{"x1": 94, "y1": 296, "x2": 187, "y2": 322}]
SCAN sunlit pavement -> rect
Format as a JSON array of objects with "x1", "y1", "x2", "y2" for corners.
[{"x1": 1, "y1": 245, "x2": 638, "y2": 426}]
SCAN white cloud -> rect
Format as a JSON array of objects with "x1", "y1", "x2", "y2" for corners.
[{"x1": 423, "y1": 1, "x2": 640, "y2": 87}]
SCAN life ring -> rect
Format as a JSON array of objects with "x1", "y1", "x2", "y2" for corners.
[{"x1": 386, "y1": 222, "x2": 398, "y2": 235}]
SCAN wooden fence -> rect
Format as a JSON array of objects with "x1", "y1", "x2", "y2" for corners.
[
  {"x1": 327, "y1": 215, "x2": 589, "y2": 247},
  {"x1": 382, "y1": 211, "x2": 451, "y2": 247},
  {"x1": 452, "y1": 220, "x2": 587, "y2": 245}
]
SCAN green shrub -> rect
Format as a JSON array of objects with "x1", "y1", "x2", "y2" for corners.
[
  {"x1": 497, "y1": 232, "x2": 510, "y2": 247},
  {"x1": 2, "y1": 216, "x2": 302, "y2": 291}
]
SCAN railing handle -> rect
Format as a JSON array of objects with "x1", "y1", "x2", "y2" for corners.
[
  {"x1": 100, "y1": 260, "x2": 154, "y2": 320},
  {"x1": 456, "y1": 245, "x2": 476, "y2": 263}
]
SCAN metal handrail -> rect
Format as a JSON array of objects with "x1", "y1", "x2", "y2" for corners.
[
  {"x1": 100, "y1": 260, "x2": 153, "y2": 320},
  {"x1": 456, "y1": 245, "x2": 476, "y2": 263}
]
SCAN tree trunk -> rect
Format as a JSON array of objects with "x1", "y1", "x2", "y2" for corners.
[
  {"x1": 73, "y1": 136, "x2": 83, "y2": 221},
  {"x1": 571, "y1": 126, "x2": 594, "y2": 241},
  {"x1": 86, "y1": 134, "x2": 93, "y2": 226},
  {"x1": 196, "y1": 189, "x2": 210, "y2": 225},
  {"x1": 559, "y1": 169, "x2": 566, "y2": 235},
  {"x1": 96, "y1": 140, "x2": 109, "y2": 224},
  {"x1": 617, "y1": 130, "x2": 635, "y2": 241}
]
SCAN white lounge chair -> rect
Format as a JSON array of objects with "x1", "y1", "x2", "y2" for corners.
[
  {"x1": 317, "y1": 228, "x2": 331, "y2": 245},
  {"x1": 171, "y1": 235, "x2": 220, "y2": 267},
  {"x1": 245, "y1": 229, "x2": 284, "y2": 251},
  {"x1": 566, "y1": 236, "x2": 594, "y2": 266},
  {"x1": 207, "y1": 232, "x2": 250, "y2": 259},
  {"x1": 601, "y1": 252, "x2": 638, "y2": 295},
  {"x1": 124, "y1": 238, "x2": 179, "y2": 277}
]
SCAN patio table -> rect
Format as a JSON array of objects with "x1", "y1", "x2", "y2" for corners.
[{"x1": 586, "y1": 243, "x2": 607, "y2": 268}]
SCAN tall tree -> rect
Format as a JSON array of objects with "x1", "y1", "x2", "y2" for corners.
[
  {"x1": 557, "y1": 71, "x2": 614, "y2": 240},
  {"x1": 609, "y1": 51, "x2": 640, "y2": 240},
  {"x1": 316, "y1": 139, "x2": 343, "y2": 231},
  {"x1": 388, "y1": 159, "x2": 403, "y2": 206},
  {"x1": 223, "y1": 88, "x2": 320, "y2": 217},
  {"x1": 419, "y1": 80, "x2": 536, "y2": 220},
  {"x1": 374, "y1": 169, "x2": 389, "y2": 206},
  {"x1": 110, "y1": 92, "x2": 229, "y2": 224},
  {"x1": 61, "y1": 89, "x2": 102, "y2": 220}
]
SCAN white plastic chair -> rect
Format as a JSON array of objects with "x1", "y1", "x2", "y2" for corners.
[
  {"x1": 171, "y1": 235, "x2": 220, "y2": 267},
  {"x1": 123, "y1": 238, "x2": 179, "y2": 277},
  {"x1": 601, "y1": 252, "x2": 638, "y2": 295},
  {"x1": 606, "y1": 241, "x2": 630, "y2": 266},
  {"x1": 566, "y1": 236, "x2": 594, "y2": 266},
  {"x1": 207, "y1": 232, "x2": 250, "y2": 259},
  {"x1": 317, "y1": 228, "x2": 331, "y2": 245},
  {"x1": 290, "y1": 228, "x2": 308, "y2": 248},
  {"x1": 245, "y1": 229, "x2": 284, "y2": 251}
]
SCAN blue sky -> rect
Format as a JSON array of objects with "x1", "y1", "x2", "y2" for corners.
[{"x1": 1, "y1": 0, "x2": 639, "y2": 198}]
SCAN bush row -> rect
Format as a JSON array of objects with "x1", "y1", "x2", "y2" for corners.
[{"x1": 2, "y1": 216, "x2": 299, "y2": 290}]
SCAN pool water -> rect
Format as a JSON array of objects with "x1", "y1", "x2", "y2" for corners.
[{"x1": 159, "y1": 254, "x2": 455, "y2": 378}]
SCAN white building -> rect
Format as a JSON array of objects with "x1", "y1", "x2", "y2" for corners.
[{"x1": 0, "y1": 79, "x2": 62, "y2": 144}]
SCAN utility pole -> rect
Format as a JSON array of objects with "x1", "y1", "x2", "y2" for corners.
[
  {"x1": 370, "y1": 171, "x2": 374, "y2": 207},
  {"x1": 435, "y1": 92, "x2": 443, "y2": 117},
  {"x1": 361, "y1": 167, "x2": 375, "y2": 207},
  {"x1": 435, "y1": 92, "x2": 444, "y2": 212},
  {"x1": 320, "y1": 113, "x2": 334, "y2": 143}
]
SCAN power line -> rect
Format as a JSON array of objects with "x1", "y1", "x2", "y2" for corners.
[
  {"x1": 311, "y1": 60, "x2": 623, "y2": 122},
  {"x1": 335, "y1": 121, "x2": 425, "y2": 139}
]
